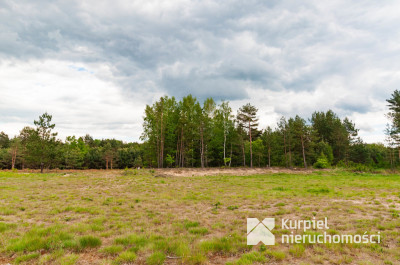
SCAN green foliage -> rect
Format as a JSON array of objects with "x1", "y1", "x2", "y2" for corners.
[
  {"x1": 165, "y1": 154, "x2": 175, "y2": 167},
  {"x1": 0, "y1": 96, "x2": 397, "y2": 170},
  {"x1": 313, "y1": 153, "x2": 330, "y2": 169}
]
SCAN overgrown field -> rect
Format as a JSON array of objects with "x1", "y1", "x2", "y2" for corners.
[{"x1": 0, "y1": 169, "x2": 399, "y2": 264}]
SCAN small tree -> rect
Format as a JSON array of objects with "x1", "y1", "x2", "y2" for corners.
[
  {"x1": 237, "y1": 103, "x2": 259, "y2": 168},
  {"x1": 29, "y1": 113, "x2": 58, "y2": 173}
]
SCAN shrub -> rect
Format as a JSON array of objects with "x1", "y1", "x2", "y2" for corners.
[{"x1": 313, "y1": 153, "x2": 330, "y2": 169}]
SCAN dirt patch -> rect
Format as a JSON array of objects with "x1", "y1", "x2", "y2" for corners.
[{"x1": 151, "y1": 167, "x2": 315, "y2": 177}]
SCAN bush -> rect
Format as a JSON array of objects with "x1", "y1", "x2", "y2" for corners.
[{"x1": 313, "y1": 153, "x2": 330, "y2": 169}]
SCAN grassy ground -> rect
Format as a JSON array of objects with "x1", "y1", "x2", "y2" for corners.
[{"x1": 0, "y1": 169, "x2": 399, "y2": 264}]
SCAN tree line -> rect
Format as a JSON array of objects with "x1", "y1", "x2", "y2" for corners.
[
  {"x1": 1, "y1": 91, "x2": 400, "y2": 171},
  {"x1": 0, "y1": 113, "x2": 143, "y2": 171},
  {"x1": 141, "y1": 95, "x2": 390, "y2": 169}
]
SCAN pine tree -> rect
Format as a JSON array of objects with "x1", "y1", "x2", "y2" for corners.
[{"x1": 236, "y1": 103, "x2": 259, "y2": 168}]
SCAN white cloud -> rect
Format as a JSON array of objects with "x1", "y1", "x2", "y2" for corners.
[{"x1": 0, "y1": 59, "x2": 150, "y2": 141}]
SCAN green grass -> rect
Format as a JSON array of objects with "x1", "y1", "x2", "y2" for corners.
[
  {"x1": 146, "y1": 251, "x2": 166, "y2": 265},
  {"x1": 113, "y1": 251, "x2": 136, "y2": 264},
  {"x1": 14, "y1": 253, "x2": 40, "y2": 264},
  {"x1": 78, "y1": 236, "x2": 102, "y2": 249},
  {"x1": 0, "y1": 169, "x2": 399, "y2": 264},
  {"x1": 227, "y1": 251, "x2": 266, "y2": 265},
  {"x1": 100, "y1": 245, "x2": 124, "y2": 256}
]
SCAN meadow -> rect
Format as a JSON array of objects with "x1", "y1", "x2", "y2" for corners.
[{"x1": 0, "y1": 168, "x2": 399, "y2": 264}]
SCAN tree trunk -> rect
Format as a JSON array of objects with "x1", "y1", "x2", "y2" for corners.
[
  {"x1": 11, "y1": 147, "x2": 17, "y2": 170},
  {"x1": 106, "y1": 158, "x2": 109, "y2": 170},
  {"x1": 283, "y1": 132, "x2": 287, "y2": 168},
  {"x1": 229, "y1": 143, "x2": 232, "y2": 167},
  {"x1": 301, "y1": 134, "x2": 307, "y2": 169},
  {"x1": 288, "y1": 132, "x2": 292, "y2": 168},
  {"x1": 160, "y1": 111, "x2": 164, "y2": 168},
  {"x1": 111, "y1": 158, "x2": 113, "y2": 170},
  {"x1": 205, "y1": 144, "x2": 208, "y2": 167},
  {"x1": 156, "y1": 135, "x2": 160, "y2": 168},
  {"x1": 40, "y1": 162, "x2": 44, "y2": 173},
  {"x1": 398, "y1": 147, "x2": 400, "y2": 164},
  {"x1": 249, "y1": 121, "x2": 253, "y2": 168},
  {"x1": 200, "y1": 125, "x2": 204, "y2": 168},
  {"x1": 223, "y1": 133, "x2": 226, "y2": 166},
  {"x1": 180, "y1": 128, "x2": 184, "y2": 167},
  {"x1": 268, "y1": 146, "x2": 271, "y2": 168},
  {"x1": 242, "y1": 139, "x2": 246, "y2": 167},
  {"x1": 176, "y1": 134, "x2": 180, "y2": 167}
]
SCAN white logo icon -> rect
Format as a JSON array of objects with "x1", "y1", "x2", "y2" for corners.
[{"x1": 247, "y1": 218, "x2": 275, "y2": 245}]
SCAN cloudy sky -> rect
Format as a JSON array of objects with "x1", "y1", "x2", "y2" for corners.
[{"x1": 1, "y1": 0, "x2": 399, "y2": 143}]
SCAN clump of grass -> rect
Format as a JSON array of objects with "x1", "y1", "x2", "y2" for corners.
[
  {"x1": 114, "y1": 234, "x2": 148, "y2": 252},
  {"x1": 266, "y1": 249, "x2": 286, "y2": 261},
  {"x1": 0, "y1": 207, "x2": 16, "y2": 215},
  {"x1": 122, "y1": 168, "x2": 138, "y2": 176},
  {"x1": 189, "y1": 227, "x2": 208, "y2": 235},
  {"x1": 289, "y1": 244, "x2": 305, "y2": 257},
  {"x1": 183, "y1": 220, "x2": 199, "y2": 229},
  {"x1": 146, "y1": 251, "x2": 166, "y2": 265},
  {"x1": 213, "y1": 202, "x2": 222, "y2": 209},
  {"x1": 102, "y1": 197, "x2": 114, "y2": 205},
  {"x1": 275, "y1": 202, "x2": 286, "y2": 207},
  {"x1": 199, "y1": 234, "x2": 247, "y2": 254},
  {"x1": 113, "y1": 251, "x2": 136, "y2": 265},
  {"x1": 78, "y1": 236, "x2": 102, "y2": 249},
  {"x1": 227, "y1": 205, "x2": 239, "y2": 210},
  {"x1": 272, "y1": 187, "x2": 289, "y2": 191},
  {"x1": 100, "y1": 245, "x2": 124, "y2": 256},
  {"x1": 227, "y1": 251, "x2": 266, "y2": 265},
  {"x1": 14, "y1": 253, "x2": 40, "y2": 264},
  {"x1": 306, "y1": 188, "x2": 330, "y2": 194},
  {"x1": 151, "y1": 238, "x2": 190, "y2": 257},
  {"x1": 59, "y1": 254, "x2": 79, "y2": 265},
  {"x1": 0, "y1": 222, "x2": 17, "y2": 232},
  {"x1": 7, "y1": 226, "x2": 75, "y2": 252}
]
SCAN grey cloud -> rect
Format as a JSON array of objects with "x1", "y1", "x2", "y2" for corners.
[
  {"x1": 1, "y1": 0, "x2": 400, "y2": 142},
  {"x1": 335, "y1": 98, "x2": 372, "y2": 114}
]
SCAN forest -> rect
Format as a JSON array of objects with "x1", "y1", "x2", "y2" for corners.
[{"x1": 1, "y1": 91, "x2": 400, "y2": 171}]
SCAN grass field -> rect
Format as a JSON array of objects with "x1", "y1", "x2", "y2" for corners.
[{"x1": 0, "y1": 169, "x2": 399, "y2": 264}]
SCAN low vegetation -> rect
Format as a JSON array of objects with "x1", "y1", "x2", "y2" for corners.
[{"x1": 0, "y1": 169, "x2": 399, "y2": 264}]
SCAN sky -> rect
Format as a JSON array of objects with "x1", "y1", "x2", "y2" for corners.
[{"x1": 1, "y1": 0, "x2": 400, "y2": 143}]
